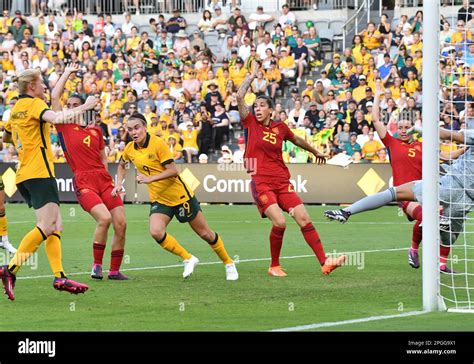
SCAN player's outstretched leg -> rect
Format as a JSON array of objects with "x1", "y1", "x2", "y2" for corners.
[
  {"x1": 325, "y1": 187, "x2": 398, "y2": 223},
  {"x1": 189, "y1": 212, "x2": 238, "y2": 281}
]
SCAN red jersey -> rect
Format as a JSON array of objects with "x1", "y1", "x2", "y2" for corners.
[
  {"x1": 381, "y1": 133, "x2": 422, "y2": 186},
  {"x1": 243, "y1": 113, "x2": 296, "y2": 182},
  {"x1": 56, "y1": 124, "x2": 106, "y2": 173}
]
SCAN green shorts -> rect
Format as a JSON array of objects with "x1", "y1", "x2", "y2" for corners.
[
  {"x1": 17, "y1": 178, "x2": 60, "y2": 209},
  {"x1": 150, "y1": 196, "x2": 201, "y2": 223}
]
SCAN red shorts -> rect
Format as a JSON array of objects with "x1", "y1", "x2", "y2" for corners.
[
  {"x1": 74, "y1": 170, "x2": 123, "y2": 213},
  {"x1": 398, "y1": 201, "x2": 415, "y2": 222},
  {"x1": 250, "y1": 179, "x2": 303, "y2": 217}
]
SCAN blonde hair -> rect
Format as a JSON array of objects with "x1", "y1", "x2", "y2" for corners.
[{"x1": 17, "y1": 68, "x2": 41, "y2": 94}]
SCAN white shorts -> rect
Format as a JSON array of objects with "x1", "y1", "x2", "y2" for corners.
[{"x1": 183, "y1": 147, "x2": 198, "y2": 155}]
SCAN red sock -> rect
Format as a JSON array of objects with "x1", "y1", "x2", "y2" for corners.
[
  {"x1": 93, "y1": 242, "x2": 106, "y2": 265},
  {"x1": 301, "y1": 223, "x2": 326, "y2": 265},
  {"x1": 110, "y1": 249, "x2": 124, "y2": 273},
  {"x1": 440, "y1": 245, "x2": 451, "y2": 266},
  {"x1": 411, "y1": 205, "x2": 423, "y2": 250},
  {"x1": 270, "y1": 226, "x2": 285, "y2": 267}
]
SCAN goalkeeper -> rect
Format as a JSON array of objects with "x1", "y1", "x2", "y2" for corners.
[{"x1": 324, "y1": 124, "x2": 474, "y2": 274}]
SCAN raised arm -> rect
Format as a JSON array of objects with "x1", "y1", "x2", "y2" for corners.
[
  {"x1": 51, "y1": 63, "x2": 81, "y2": 112},
  {"x1": 236, "y1": 60, "x2": 259, "y2": 120},
  {"x1": 42, "y1": 96, "x2": 99, "y2": 125},
  {"x1": 372, "y1": 79, "x2": 388, "y2": 139}
]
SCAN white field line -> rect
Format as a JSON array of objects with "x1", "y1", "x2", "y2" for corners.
[
  {"x1": 269, "y1": 311, "x2": 428, "y2": 332},
  {"x1": 8, "y1": 219, "x2": 414, "y2": 225},
  {"x1": 16, "y1": 247, "x2": 407, "y2": 281}
]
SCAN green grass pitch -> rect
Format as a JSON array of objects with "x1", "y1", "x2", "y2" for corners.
[{"x1": 0, "y1": 203, "x2": 473, "y2": 331}]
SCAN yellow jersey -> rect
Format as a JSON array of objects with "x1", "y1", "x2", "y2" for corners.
[
  {"x1": 182, "y1": 130, "x2": 199, "y2": 150},
  {"x1": 122, "y1": 133, "x2": 193, "y2": 206},
  {"x1": 5, "y1": 95, "x2": 54, "y2": 184}
]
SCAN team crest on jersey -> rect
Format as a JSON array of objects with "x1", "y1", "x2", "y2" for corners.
[
  {"x1": 148, "y1": 154, "x2": 155, "y2": 160},
  {"x1": 73, "y1": 126, "x2": 80, "y2": 131},
  {"x1": 89, "y1": 129, "x2": 98, "y2": 137},
  {"x1": 272, "y1": 127, "x2": 280, "y2": 135}
]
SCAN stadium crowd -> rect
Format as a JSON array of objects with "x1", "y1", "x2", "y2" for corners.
[{"x1": 0, "y1": 2, "x2": 471, "y2": 164}]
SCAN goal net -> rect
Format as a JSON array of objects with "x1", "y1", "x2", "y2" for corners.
[{"x1": 437, "y1": 0, "x2": 474, "y2": 313}]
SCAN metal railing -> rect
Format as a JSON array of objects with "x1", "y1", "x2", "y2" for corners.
[
  {"x1": 3, "y1": 0, "x2": 452, "y2": 16},
  {"x1": 341, "y1": 0, "x2": 379, "y2": 50}
]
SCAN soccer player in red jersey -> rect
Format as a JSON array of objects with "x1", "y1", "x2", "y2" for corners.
[
  {"x1": 51, "y1": 64, "x2": 128, "y2": 280},
  {"x1": 325, "y1": 79, "x2": 450, "y2": 269},
  {"x1": 237, "y1": 61, "x2": 347, "y2": 277}
]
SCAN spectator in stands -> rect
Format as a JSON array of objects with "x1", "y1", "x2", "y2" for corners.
[
  {"x1": 248, "y1": 6, "x2": 274, "y2": 31},
  {"x1": 279, "y1": 4, "x2": 296, "y2": 32},
  {"x1": 292, "y1": 37, "x2": 308, "y2": 85},
  {"x1": 198, "y1": 10, "x2": 214, "y2": 33},
  {"x1": 303, "y1": 26, "x2": 321, "y2": 67},
  {"x1": 373, "y1": 148, "x2": 389, "y2": 163},
  {"x1": 333, "y1": 122, "x2": 351, "y2": 153},
  {"x1": 167, "y1": 9, "x2": 187, "y2": 34},
  {"x1": 213, "y1": 5, "x2": 228, "y2": 34},
  {"x1": 228, "y1": 7, "x2": 247, "y2": 34},
  {"x1": 458, "y1": 0, "x2": 473, "y2": 24},
  {"x1": 344, "y1": 132, "x2": 362, "y2": 156}
]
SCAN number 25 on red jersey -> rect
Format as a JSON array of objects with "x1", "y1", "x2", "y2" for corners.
[{"x1": 263, "y1": 131, "x2": 277, "y2": 144}]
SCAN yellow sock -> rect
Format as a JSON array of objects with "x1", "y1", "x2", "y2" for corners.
[
  {"x1": 0, "y1": 211, "x2": 8, "y2": 237},
  {"x1": 210, "y1": 233, "x2": 233, "y2": 265},
  {"x1": 157, "y1": 233, "x2": 192, "y2": 260},
  {"x1": 44, "y1": 231, "x2": 66, "y2": 278},
  {"x1": 8, "y1": 226, "x2": 45, "y2": 275}
]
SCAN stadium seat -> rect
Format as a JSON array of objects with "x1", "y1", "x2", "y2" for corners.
[
  {"x1": 139, "y1": 25, "x2": 153, "y2": 35},
  {"x1": 330, "y1": 20, "x2": 345, "y2": 51},
  {"x1": 319, "y1": 28, "x2": 335, "y2": 54},
  {"x1": 186, "y1": 24, "x2": 200, "y2": 35},
  {"x1": 204, "y1": 31, "x2": 219, "y2": 46},
  {"x1": 391, "y1": 18, "x2": 400, "y2": 28},
  {"x1": 313, "y1": 19, "x2": 331, "y2": 31},
  {"x1": 329, "y1": 19, "x2": 345, "y2": 36}
]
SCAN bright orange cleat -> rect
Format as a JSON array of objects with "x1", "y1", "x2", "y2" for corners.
[
  {"x1": 268, "y1": 266, "x2": 287, "y2": 277},
  {"x1": 321, "y1": 255, "x2": 347, "y2": 275}
]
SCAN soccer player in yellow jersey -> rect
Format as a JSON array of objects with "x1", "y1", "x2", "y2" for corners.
[
  {"x1": 113, "y1": 113, "x2": 239, "y2": 281},
  {"x1": 0, "y1": 68, "x2": 99, "y2": 301}
]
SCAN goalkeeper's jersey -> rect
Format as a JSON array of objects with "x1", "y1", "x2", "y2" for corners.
[{"x1": 444, "y1": 125, "x2": 474, "y2": 198}]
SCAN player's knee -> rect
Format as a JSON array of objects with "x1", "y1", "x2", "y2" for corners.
[
  {"x1": 198, "y1": 229, "x2": 214, "y2": 243},
  {"x1": 98, "y1": 214, "x2": 113, "y2": 228},
  {"x1": 150, "y1": 229, "x2": 166, "y2": 242},
  {"x1": 272, "y1": 219, "x2": 286, "y2": 229},
  {"x1": 114, "y1": 218, "x2": 127, "y2": 235},
  {"x1": 39, "y1": 223, "x2": 55, "y2": 237},
  {"x1": 295, "y1": 214, "x2": 312, "y2": 227}
]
